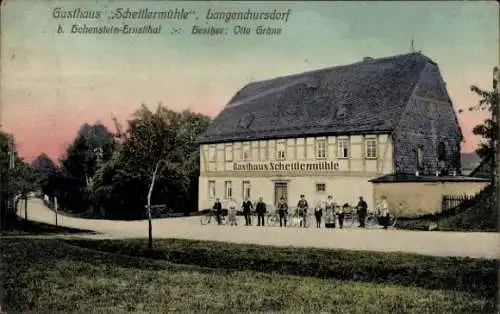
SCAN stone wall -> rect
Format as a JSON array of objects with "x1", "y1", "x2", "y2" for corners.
[{"x1": 393, "y1": 62, "x2": 462, "y2": 175}]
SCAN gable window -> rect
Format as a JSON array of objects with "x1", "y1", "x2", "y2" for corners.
[
  {"x1": 437, "y1": 141, "x2": 446, "y2": 161},
  {"x1": 416, "y1": 146, "x2": 424, "y2": 171},
  {"x1": 276, "y1": 141, "x2": 286, "y2": 160},
  {"x1": 316, "y1": 139, "x2": 327, "y2": 159},
  {"x1": 208, "y1": 145, "x2": 216, "y2": 162},
  {"x1": 242, "y1": 147, "x2": 250, "y2": 161},
  {"x1": 316, "y1": 183, "x2": 326, "y2": 193},
  {"x1": 260, "y1": 146, "x2": 268, "y2": 160},
  {"x1": 338, "y1": 138, "x2": 350, "y2": 158},
  {"x1": 224, "y1": 144, "x2": 233, "y2": 162},
  {"x1": 224, "y1": 181, "x2": 232, "y2": 199},
  {"x1": 424, "y1": 102, "x2": 435, "y2": 119},
  {"x1": 365, "y1": 138, "x2": 377, "y2": 159},
  {"x1": 208, "y1": 180, "x2": 216, "y2": 199},
  {"x1": 242, "y1": 181, "x2": 251, "y2": 199}
]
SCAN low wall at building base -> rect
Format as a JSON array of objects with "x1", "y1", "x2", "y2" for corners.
[{"x1": 371, "y1": 175, "x2": 490, "y2": 217}]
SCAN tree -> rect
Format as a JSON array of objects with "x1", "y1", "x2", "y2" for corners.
[
  {"x1": 125, "y1": 104, "x2": 188, "y2": 249},
  {"x1": 10, "y1": 162, "x2": 36, "y2": 220},
  {"x1": 57, "y1": 123, "x2": 116, "y2": 213},
  {"x1": 459, "y1": 67, "x2": 498, "y2": 183},
  {"x1": 61, "y1": 123, "x2": 116, "y2": 186},
  {"x1": 0, "y1": 130, "x2": 36, "y2": 227},
  {"x1": 32, "y1": 153, "x2": 57, "y2": 197},
  {"x1": 0, "y1": 130, "x2": 13, "y2": 228},
  {"x1": 175, "y1": 110, "x2": 212, "y2": 213},
  {"x1": 91, "y1": 104, "x2": 211, "y2": 249},
  {"x1": 459, "y1": 67, "x2": 498, "y2": 157}
]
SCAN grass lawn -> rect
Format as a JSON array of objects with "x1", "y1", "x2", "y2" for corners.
[
  {"x1": 66, "y1": 238, "x2": 498, "y2": 297},
  {"x1": 1, "y1": 238, "x2": 497, "y2": 313}
]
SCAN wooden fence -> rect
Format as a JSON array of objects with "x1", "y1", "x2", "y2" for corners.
[{"x1": 440, "y1": 192, "x2": 481, "y2": 216}]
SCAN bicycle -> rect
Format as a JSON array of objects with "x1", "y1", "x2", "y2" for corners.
[
  {"x1": 266, "y1": 211, "x2": 280, "y2": 227},
  {"x1": 288, "y1": 209, "x2": 309, "y2": 228},
  {"x1": 340, "y1": 206, "x2": 358, "y2": 227},
  {"x1": 200, "y1": 210, "x2": 227, "y2": 225},
  {"x1": 365, "y1": 211, "x2": 397, "y2": 228}
]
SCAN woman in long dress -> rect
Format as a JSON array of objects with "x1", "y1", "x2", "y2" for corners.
[{"x1": 324, "y1": 195, "x2": 336, "y2": 228}]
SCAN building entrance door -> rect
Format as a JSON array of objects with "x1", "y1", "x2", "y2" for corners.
[{"x1": 274, "y1": 182, "x2": 288, "y2": 208}]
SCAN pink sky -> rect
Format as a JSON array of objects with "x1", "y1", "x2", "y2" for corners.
[{"x1": 1, "y1": 1, "x2": 496, "y2": 161}]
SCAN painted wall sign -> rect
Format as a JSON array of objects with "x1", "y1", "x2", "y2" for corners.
[{"x1": 233, "y1": 161, "x2": 340, "y2": 171}]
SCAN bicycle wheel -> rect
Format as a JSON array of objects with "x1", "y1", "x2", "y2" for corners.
[
  {"x1": 365, "y1": 215, "x2": 377, "y2": 228},
  {"x1": 289, "y1": 214, "x2": 299, "y2": 227},
  {"x1": 200, "y1": 215, "x2": 211, "y2": 225},
  {"x1": 267, "y1": 214, "x2": 279, "y2": 227},
  {"x1": 388, "y1": 215, "x2": 397, "y2": 227},
  {"x1": 343, "y1": 213, "x2": 354, "y2": 227}
]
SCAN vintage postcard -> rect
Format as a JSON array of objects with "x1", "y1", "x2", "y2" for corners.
[{"x1": 1, "y1": 1, "x2": 498, "y2": 313}]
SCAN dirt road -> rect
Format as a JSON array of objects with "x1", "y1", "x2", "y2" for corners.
[{"x1": 16, "y1": 198, "x2": 500, "y2": 259}]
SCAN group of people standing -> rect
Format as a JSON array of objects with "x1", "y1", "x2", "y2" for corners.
[
  {"x1": 212, "y1": 196, "x2": 268, "y2": 226},
  {"x1": 310, "y1": 195, "x2": 369, "y2": 228},
  {"x1": 211, "y1": 194, "x2": 391, "y2": 229}
]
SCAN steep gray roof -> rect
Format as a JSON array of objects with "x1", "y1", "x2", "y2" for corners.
[{"x1": 197, "y1": 52, "x2": 432, "y2": 144}]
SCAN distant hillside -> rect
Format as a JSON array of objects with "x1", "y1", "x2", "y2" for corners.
[{"x1": 461, "y1": 151, "x2": 481, "y2": 170}]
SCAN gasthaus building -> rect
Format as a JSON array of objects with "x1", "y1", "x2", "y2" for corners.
[{"x1": 196, "y1": 52, "x2": 463, "y2": 211}]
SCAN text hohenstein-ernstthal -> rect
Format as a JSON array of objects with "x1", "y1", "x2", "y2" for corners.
[{"x1": 195, "y1": 52, "x2": 463, "y2": 211}]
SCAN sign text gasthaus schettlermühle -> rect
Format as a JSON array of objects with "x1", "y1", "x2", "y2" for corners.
[{"x1": 233, "y1": 161, "x2": 340, "y2": 171}]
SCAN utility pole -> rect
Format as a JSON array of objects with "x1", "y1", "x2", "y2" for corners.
[{"x1": 55, "y1": 196, "x2": 58, "y2": 226}]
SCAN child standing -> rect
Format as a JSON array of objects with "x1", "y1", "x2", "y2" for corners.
[
  {"x1": 314, "y1": 201, "x2": 323, "y2": 228},
  {"x1": 227, "y1": 198, "x2": 238, "y2": 226}
]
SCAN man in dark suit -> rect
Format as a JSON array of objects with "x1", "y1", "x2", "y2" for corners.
[
  {"x1": 277, "y1": 197, "x2": 288, "y2": 227},
  {"x1": 241, "y1": 196, "x2": 253, "y2": 226},
  {"x1": 255, "y1": 197, "x2": 267, "y2": 226},
  {"x1": 213, "y1": 198, "x2": 223, "y2": 225},
  {"x1": 356, "y1": 196, "x2": 368, "y2": 228},
  {"x1": 297, "y1": 194, "x2": 309, "y2": 228}
]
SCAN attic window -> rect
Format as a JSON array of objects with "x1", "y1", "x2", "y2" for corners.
[
  {"x1": 306, "y1": 81, "x2": 318, "y2": 89},
  {"x1": 238, "y1": 113, "x2": 254, "y2": 129},
  {"x1": 336, "y1": 105, "x2": 349, "y2": 118}
]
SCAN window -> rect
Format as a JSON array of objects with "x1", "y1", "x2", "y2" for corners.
[
  {"x1": 242, "y1": 181, "x2": 251, "y2": 199},
  {"x1": 224, "y1": 181, "x2": 232, "y2": 199},
  {"x1": 225, "y1": 144, "x2": 233, "y2": 162},
  {"x1": 365, "y1": 138, "x2": 377, "y2": 159},
  {"x1": 437, "y1": 141, "x2": 446, "y2": 161},
  {"x1": 416, "y1": 146, "x2": 424, "y2": 171},
  {"x1": 260, "y1": 147, "x2": 268, "y2": 160},
  {"x1": 208, "y1": 145, "x2": 216, "y2": 162},
  {"x1": 424, "y1": 102, "x2": 435, "y2": 119},
  {"x1": 316, "y1": 183, "x2": 326, "y2": 193},
  {"x1": 243, "y1": 149, "x2": 250, "y2": 160},
  {"x1": 208, "y1": 181, "x2": 216, "y2": 199},
  {"x1": 338, "y1": 138, "x2": 350, "y2": 158},
  {"x1": 316, "y1": 139, "x2": 327, "y2": 159},
  {"x1": 276, "y1": 141, "x2": 286, "y2": 160}
]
